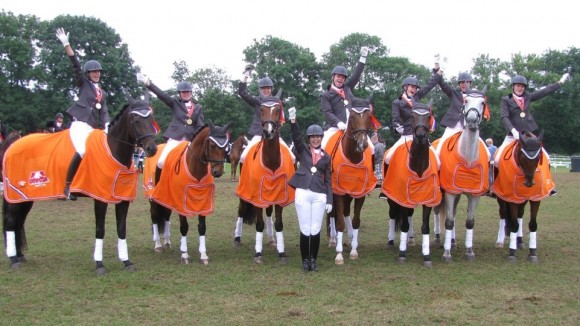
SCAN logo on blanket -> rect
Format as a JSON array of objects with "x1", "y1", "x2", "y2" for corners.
[
  {"x1": 146, "y1": 177, "x2": 154, "y2": 190},
  {"x1": 29, "y1": 170, "x2": 49, "y2": 187}
]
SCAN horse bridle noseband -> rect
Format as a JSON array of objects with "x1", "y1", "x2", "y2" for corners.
[{"x1": 199, "y1": 137, "x2": 228, "y2": 167}]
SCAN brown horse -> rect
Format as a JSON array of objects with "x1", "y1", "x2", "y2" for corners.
[
  {"x1": 229, "y1": 134, "x2": 248, "y2": 181},
  {"x1": 148, "y1": 122, "x2": 230, "y2": 264},
  {"x1": 234, "y1": 96, "x2": 295, "y2": 264},
  {"x1": 383, "y1": 101, "x2": 441, "y2": 267},
  {"x1": 491, "y1": 130, "x2": 549, "y2": 263},
  {"x1": 326, "y1": 97, "x2": 377, "y2": 264},
  {"x1": 3, "y1": 100, "x2": 159, "y2": 274}
]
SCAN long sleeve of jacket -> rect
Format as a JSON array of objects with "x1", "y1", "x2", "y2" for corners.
[{"x1": 147, "y1": 82, "x2": 173, "y2": 107}]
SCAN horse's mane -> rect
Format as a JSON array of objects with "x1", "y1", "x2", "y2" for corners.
[
  {"x1": 192, "y1": 124, "x2": 209, "y2": 140},
  {"x1": 107, "y1": 103, "x2": 131, "y2": 130}
]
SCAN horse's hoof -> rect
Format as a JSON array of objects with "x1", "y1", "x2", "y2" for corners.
[
  {"x1": 233, "y1": 237, "x2": 241, "y2": 248},
  {"x1": 95, "y1": 267, "x2": 108, "y2": 276},
  {"x1": 328, "y1": 238, "x2": 337, "y2": 248},
  {"x1": 10, "y1": 261, "x2": 20, "y2": 270},
  {"x1": 199, "y1": 258, "x2": 209, "y2": 265},
  {"x1": 442, "y1": 251, "x2": 452, "y2": 263},
  {"x1": 278, "y1": 253, "x2": 288, "y2": 265},
  {"x1": 507, "y1": 256, "x2": 517, "y2": 263},
  {"x1": 386, "y1": 240, "x2": 395, "y2": 250},
  {"x1": 17, "y1": 256, "x2": 27, "y2": 263},
  {"x1": 517, "y1": 242, "x2": 526, "y2": 250},
  {"x1": 464, "y1": 253, "x2": 475, "y2": 262},
  {"x1": 181, "y1": 257, "x2": 190, "y2": 265},
  {"x1": 407, "y1": 237, "x2": 416, "y2": 246},
  {"x1": 349, "y1": 250, "x2": 358, "y2": 260},
  {"x1": 253, "y1": 253, "x2": 263, "y2": 264},
  {"x1": 397, "y1": 256, "x2": 407, "y2": 264},
  {"x1": 335, "y1": 253, "x2": 344, "y2": 265},
  {"x1": 433, "y1": 235, "x2": 441, "y2": 246},
  {"x1": 154, "y1": 246, "x2": 163, "y2": 253},
  {"x1": 164, "y1": 242, "x2": 171, "y2": 249},
  {"x1": 268, "y1": 239, "x2": 277, "y2": 248},
  {"x1": 423, "y1": 260, "x2": 432, "y2": 268},
  {"x1": 125, "y1": 264, "x2": 137, "y2": 272},
  {"x1": 527, "y1": 255, "x2": 538, "y2": 263},
  {"x1": 495, "y1": 242, "x2": 504, "y2": 249}
]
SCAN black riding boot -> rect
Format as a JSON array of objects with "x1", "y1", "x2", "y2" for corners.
[
  {"x1": 300, "y1": 232, "x2": 310, "y2": 272},
  {"x1": 63, "y1": 153, "x2": 82, "y2": 201},
  {"x1": 310, "y1": 233, "x2": 320, "y2": 272},
  {"x1": 155, "y1": 166, "x2": 162, "y2": 184}
]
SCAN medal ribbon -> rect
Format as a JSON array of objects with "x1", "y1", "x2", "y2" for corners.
[
  {"x1": 186, "y1": 102, "x2": 195, "y2": 117},
  {"x1": 311, "y1": 148, "x2": 322, "y2": 165},
  {"x1": 513, "y1": 94, "x2": 525, "y2": 111},
  {"x1": 95, "y1": 86, "x2": 102, "y2": 104},
  {"x1": 331, "y1": 85, "x2": 346, "y2": 99}
]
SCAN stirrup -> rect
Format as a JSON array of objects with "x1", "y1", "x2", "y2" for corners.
[{"x1": 63, "y1": 186, "x2": 77, "y2": 201}]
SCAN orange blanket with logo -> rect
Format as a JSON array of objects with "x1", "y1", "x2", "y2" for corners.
[
  {"x1": 146, "y1": 142, "x2": 216, "y2": 216},
  {"x1": 3, "y1": 130, "x2": 138, "y2": 203},
  {"x1": 235, "y1": 142, "x2": 295, "y2": 208},
  {"x1": 491, "y1": 141, "x2": 554, "y2": 203},
  {"x1": 436, "y1": 133, "x2": 490, "y2": 195},
  {"x1": 324, "y1": 131, "x2": 377, "y2": 198},
  {"x1": 142, "y1": 143, "x2": 165, "y2": 197},
  {"x1": 382, "y1": 141, "x2": 441, "y2": 208}
]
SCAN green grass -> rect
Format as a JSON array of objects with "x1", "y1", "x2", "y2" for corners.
[{"x1": 1, "y1": 167, "x2": 579, "y2": 325}]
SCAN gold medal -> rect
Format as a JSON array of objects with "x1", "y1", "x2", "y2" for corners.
[
  {"x1": 311, "y1": 167, "x2": 317, "y2": 174},
  {"x1": 186, "y1": 118, "x2": 193, "y2": 125},
  {"x1": 343, "y1": 99, "x2": 349, "y2": 106},
  {"x1": 95, "y1": 103, "x2": 102, "y2": 109},
  {"x1": 519, "y1": 112, "x2": 525, "y2": 118}
]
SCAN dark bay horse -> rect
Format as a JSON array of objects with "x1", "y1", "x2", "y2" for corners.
[
  {"x1": 491, "y1": 130, "x2": 550, "y2": 263},
  {"x1": 147, "y1": 122, "x2": 230, "y2": 265},
  {"x1": 234, "y1": 96, "x2": 295, "y2": 264},
  {"x1": 229, "y1": 134, "x2": 248, "y2": 182},
  {"x1": 383, "y1": 101, "x2": 441, "y2": 267},
  {"x1": 326, "y1": 98, "x2": 377, "y2": 264},
  {"x1": 435, "y1": 88, "x2": 490, "y2": 262},
  {"x1": 3, "y1": 100, "x2": 159, "y2": 274}
]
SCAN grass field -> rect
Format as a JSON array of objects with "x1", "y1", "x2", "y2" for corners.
[{"x1": 1, "y1": 167, "x2": 579, "y2": 325}]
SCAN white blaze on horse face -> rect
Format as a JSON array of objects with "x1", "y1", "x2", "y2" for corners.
[{"x1": 464, "y1": 95, "x2": 485, "y2": 129}]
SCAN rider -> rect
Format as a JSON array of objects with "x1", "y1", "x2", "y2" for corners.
[
  {"x1": 495, "y1": 73, "x2": 570, "y2": 190},
  {"x1": 54, "y1": 112, "x2": 69, "y2": 132},
  {"x1": 56, "y1": 28, "x2": 110, "y2": 200},
  {"x1": 137, "y1": 73, "x2": 205, "y2": 182},
  {"x1": 320, "y1": 46, "x2": 371, "y2": 150},
  {"x1": 288, "y1": 107, "x2": 332, "y2": 272}
]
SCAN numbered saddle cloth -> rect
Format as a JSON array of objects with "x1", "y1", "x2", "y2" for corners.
[
  {"x1": 382, "y1": 140, "x2": 441, "y2": 208},
  {"x1": 491, "y1": 140, "x2": 554, "y2": 203},
  {"x1": 235, "y1": 141, "x2": 295, "y2": 208},
  {"x1": 324, "y1": 131, "x2": 377, "y2": 198}
]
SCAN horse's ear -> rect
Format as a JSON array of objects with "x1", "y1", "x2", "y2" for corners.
[
  {"x1": 427, "y1": 98, "x2": 433, "y2": 108},
  {"x1": 143, "y1": 91, "x2": 152, "y2": 103},
  {"x1": 537, "y1": 130, "x2": 544, "y2": 143},
  {"x1": 121, "y1": 87, "x2": 135, "y2": 105},
  {"x1": 224, "y1": 122, "x2": 232, "y2": 131},
  {"x1": 208, "y1": 120, "x2": 215, "y2": 129},
  {"x1": 275, "y1": 88, "x2": 283, "y2": 99},
  {"x1": 482, "y1": 85, "x2": 488, "y2": 94},
  {"x1": 367, "y1": 92, "x2": 374, "y2": 104}
]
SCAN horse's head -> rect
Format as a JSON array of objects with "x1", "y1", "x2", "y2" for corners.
[
  {"x1": 463, "y1": 87, "x2": 488, "y2": 132},
  {"x1": 517, "y1": 130, "x2": 543, "y2": 187},
  {"x1": 412, "y1": 99, "x2": 433, "y2": 145},
  {"x1": 260, "y1": 96, "x2": 282, "y2": 140},
  {"x1": 205, "y1": 121, "x2": 231, "y2": 178},
  {"x1": 347, "y1": 98, "x2": 371, "y2": 153},
  {"x1": 127, "y1": 100, "x2": 159, "y2": 157}
]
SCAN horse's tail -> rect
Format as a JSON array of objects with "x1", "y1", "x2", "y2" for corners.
[{"x1": 238, "y1": 199, "x2": 256, "y2": 225}]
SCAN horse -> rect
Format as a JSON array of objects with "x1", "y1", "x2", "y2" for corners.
[
  {"x1": 234, "y1": 96, "x2": 295, "y2": 264},
  {"x1": 382, "y1": 101, "x2": 441, "y2": 267},
  {"x1": 491, "y1": 130, "x2": 551, "y2": 263},
  {"x1": 326, "y1": 98, "x2": 377, "y2": 265},
  {"x1": 145, "y1": 122, "x2": 230, "y2": 265},
  {"x1": 2, "y1": 99, "x2": 159, "y2": 274},
  {"x1": 435, "y1": 88, "x2": 490, "y2": 262},
  {"x1": 229, "y1": 134, "x2": 248, "y2": 182}
]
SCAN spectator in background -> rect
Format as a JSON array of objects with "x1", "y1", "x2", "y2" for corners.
[
  {"x1": 372, "y1": 132, "x2": 386, "y2": 188},
  {"x1": 54, "y1": 112, "x2": 69, "y2": 132},
  {"x1": 486, "y1": 138, "x2": 497, "y2": 194}
]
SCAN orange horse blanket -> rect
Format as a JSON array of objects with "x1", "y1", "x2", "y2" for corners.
[
  {"x1": 142, "y1": 143, "x2": 165, "y2": 197},
  {"x1": 324, "y1": 131, "x2": 377, "y2": 198},
  {"x1": 145, "y1": 142, "x2": 216, "y2": 216},
  {"x1": 491, "y1": 140, "x2": 554, "y2": 203},
  {"x1": 235, "y1": 142, "x2": 295, "y2": 208},
  {"x1": 3, "y1": 130, "x2": 138, "y2": 203},
  {"x1": 436, "y1": 132, "x2": 490, "y2": 195},
  {"x1": 382, "y1": 141, "x2": 441, "y2": 208}
]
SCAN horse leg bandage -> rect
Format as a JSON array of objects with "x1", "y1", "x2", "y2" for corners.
[
  {"x1": 336, "y1": 232, "x2": 343, "y2": 253},
  {"x1": 180, "y1": 236, "x2": 188, "y2": 253},
  {"x1": 6, "y1": 231, "x2": 16, "y2": 257},
  {"x1": 199, "y1": 235, "x2": 207, "y2": 255},
  {"x1": 344, "y1": 216, "x2": 353, "y2": 239},
  {"x1": 152, "y1": 224, "x2": 160, "y2": 242},
  {"x1": 465, "y1": 229, "x2": 473, "y2": 249},
  {"x1": 255, "y1": 232, "x2": 263, "y2": 253},
  {"x1": 266, "y1": 216, "x2": 274, "y2": 240},
  {"x1": 118, "y1": 238, "x2": 128, "y2": 261},
  {"x1": 164, "y1": 220, "x2": 171, "y2": 242},
  {"x1": 388, "y1": 219, "x2": 396, "y2": 241},
  {"x1": 408, "y1": 216, "x2": 414, "y2": 238},
  {"x1": 444, "y1": 230, "x2": 453, "y2": 251},
  {"x1": 422, "y1": 234, "x2": 430, "y2": 256},
  {"x1": 276, "y1": 232, "x2": 284, "y2": 253},
  {"x1": 329, "y1": 218, "x2": 337, "y2": 238},
  {"x1": 517, "y1": 218, "x2": 523, "y2": 237},
  {"x1": 351, "y1": 229, "x2": 359, "y2": 250},
  {"x1": 509, "y1": 232, "x2": 518, "y2": 250},
  {"x1": 94, "y1": 239, "x2": 104, "y2": 262},
  {"x1": 529, "y1": 232, "x2": 537, "y2": 249},
  {"x1": 399, "y1": 232, "x2": 408, "y2": 252},
  {"x1": 496, "y1": 219, "x2": 506, "y2": 244},
  {"x1": 234, "y1": 217, "x2": 243, "y2": 238},
  {"x1": 433, "y1": 213, "x2": 440, "y2": 236}
]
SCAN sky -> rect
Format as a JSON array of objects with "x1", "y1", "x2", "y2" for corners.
[{"x1": 2, "y1": 0, "x2": 578, "y2": 90}]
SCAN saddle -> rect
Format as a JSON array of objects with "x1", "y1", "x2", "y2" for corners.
[{"x1": 3, "y1": 130, "x2": 138, "y2": 203}]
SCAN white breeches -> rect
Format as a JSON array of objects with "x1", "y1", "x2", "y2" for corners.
[
  {"x1": 435, "y1": 122, "x2": 463, "y2": 157},
  {"x1": 157, "y1": 138, "x2": 183, "y2": 169},
  {"x1": 69, "y1": 121, "x2": 94, "y2": 157},
  {"x1": 322, "y1": 128, "x2": 374, "y2": 153},
  {"x1": 384, "y1": 134, "x2": 413, "y2": 164},
  {"x1": 294, "y1": 188, "x2": 326, "y2": 236},
  {"x1": 239, "y1": 135, "x2": 293, "y2": 163}
]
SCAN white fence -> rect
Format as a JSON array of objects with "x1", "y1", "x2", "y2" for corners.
[{"x1": 550, "y1": 155, "x2": 571, "y2": 171}]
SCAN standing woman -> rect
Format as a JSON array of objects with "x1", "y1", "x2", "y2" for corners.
[
  {"x1": 287, "y1": 107, "x2": 333, "y2": 272},
  {"x1": 56, "y1": 28, "x2": 110, "y2": 200}
]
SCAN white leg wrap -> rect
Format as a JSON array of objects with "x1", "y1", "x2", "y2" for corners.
[
  {"x1": 94, "y1": 239, "x2": 104, "y2": 262},
  {"x1": 517, "y1": 218, "x2": 523, "y2": 237},
  {"x1": 6, "y1": 231, "x2": 16, "y2": 257},
  {"x1": 399, "y1": 232, "x2": 408, "y2": 252},
  {"x1": 388, "y1": 219, "x2": 396, "y2": 241},
  {"x1": 118, "y1": 238, "x2": 128, "y2": 261},
  {"x1": 336, "y1": 232, "x2": 343, "y2": 253},
  {"x1": 180, "y1": 236, "x2": 188, "y2": 253},
  {"x1": 266, "y1": 215, "x2": 274, "y2": 239},
  {"x1": 509, "y1": 232, "x2": 517, "y2": 250},
  {"x1": 529, "y1": 231, "x2": 537, "y2": 249},
  {"x1": 422, "y1": 234, "x2": 430, "y2": 256},
  {"x1": 152, "y1": 224, "x2": 160, "y2": 242},
  {"x1": 408, "y1": 216, "x2": 414, "y2": 238},
  {"x1": 496, "y1": 219, "x2": 506, "y2": 243},
  {"x1": 276, "y1": 231, "x2": 284, "y2": 253},
  {"x1": 465, "y1": 229, "x2": 473, "y2": 248},
  {"x1": 344, "y1": 216, "x2": 353, "y2": 239},
  {"x1": 444, "y1": 230, "x2": 453, "y2": 251},
  {"x1": 199, "y1": 235, "x2": 206, "y2": 254},
  {"x1": 234, "y1": 217, "x2": 243, "y2": 238},
  {"x1": 164, "y1": 220, "x2": 171, "y2": 239},
  {"x1": 434, "y1": 213, "x2": 440, "y2": 235},
  {"x1": 329, "y1": 218, "x2": 337, "y2": 238},
  {"x1": 255, "y1": 232, "x2": 263, "y2": 253},
  {"x1": 351, "y1": 229, "x2": 359, "y2": 250}
]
